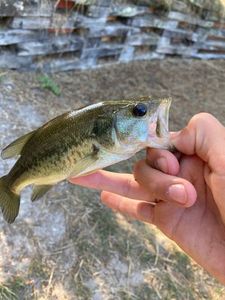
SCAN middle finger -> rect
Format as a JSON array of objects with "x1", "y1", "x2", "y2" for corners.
[{"x1": 134, "y1": 160, "x2": 197, "y2": 207}]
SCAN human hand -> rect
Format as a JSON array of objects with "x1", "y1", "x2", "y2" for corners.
[{"x1": 70, "y1": 113, "x2": 225, "y2": 284}]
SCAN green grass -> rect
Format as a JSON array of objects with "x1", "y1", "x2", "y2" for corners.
[
  {"x1": 0, "y1": 72, "x2": 7, "y2": 83},
  {"x1": 38, "y1": 75, "x2": 61, "y2": 96},
  {"x1": 0, "y1": 284, "x2": 17, "y2": 300},
  {"x1": 0, "y1": 277, "x2": 32, "y2": 300},
  {"x1": 28, "y1": 259, "x2": 49, "y2": 281}
]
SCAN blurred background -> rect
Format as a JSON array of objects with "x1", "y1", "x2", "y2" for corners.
[{"x1": 0, "y1": 0, "x2": 225, "y2": 299}]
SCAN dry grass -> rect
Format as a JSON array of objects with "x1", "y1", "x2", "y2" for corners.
[
  {"x1": 2, "y1": 3, "x2": 225, "y2": 300},
  {"x1": 1, "y1": 59, "x2": 225, "y2": 299},
  {"x1": 4, "y1": 192, "x2": 224, "y2": 299},
  {"x1": 1, "y1": 2, "x2": 225, "y2": 300}
]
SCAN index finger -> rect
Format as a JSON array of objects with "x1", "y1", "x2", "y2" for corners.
[{"x1": 69, "y1": 170, "x2": 153, "y2": 201}]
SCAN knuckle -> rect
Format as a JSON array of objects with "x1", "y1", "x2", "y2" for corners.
[
  {"x1": 147, "y1": 149, "x2": 166, "y2": 166},
  {"x1": 188, "y1": 113, "x2": 217, "y2": 129},
  {"x1": 142, "y1": 179, "x2": 158, "y2": 197},
  {"x1": 183, "y1": 113, "x2": 221, "y2": 156},
  {"x1": 123, "y1": 177, "x2": 133, "y2": 198},
  {"x1": 211, "y1": 154, "x2": 225, "y2": 175},
  {"x1": 136, "y1": 202, "x2": 148, "y2": 220},
  {"x1": 117, "y1": 199, "x2": 126, "y2": 214},
  {"x1": 147, "y1": 148, "x2": 160, "y2": 159},
  {"x1": 180, "y1": 155, "x2": 203, "y2": 182},
  {"x1": 133, "y1": 160, "x2": 144, "y2": 177},
  {"x1": 181, "y1": 155, "x2": 201, "y2": 167},
  {"x1": 130, "y1": 207, "x2": 139, "y2": 220}
]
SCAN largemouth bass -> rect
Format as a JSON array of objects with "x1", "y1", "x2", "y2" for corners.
[{"x1": 0, "y1": 97, "x2": 172, "y2": 223}]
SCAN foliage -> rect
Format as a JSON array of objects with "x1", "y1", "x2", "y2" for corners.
[{"x1": 38, "y1": 75, "x2": 61, "y2": 96}]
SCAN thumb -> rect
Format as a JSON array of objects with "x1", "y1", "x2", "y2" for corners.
[
  {"x1": 171, "y1": 113, "x2": 225, "y2": 175},
  {"x1": 171, "y1": 113, "x2": 225, "y2": 223}
]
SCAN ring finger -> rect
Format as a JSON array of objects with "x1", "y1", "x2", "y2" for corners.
[{"x1": 101, "y1": 191, "x2": 155, "y2": 223}]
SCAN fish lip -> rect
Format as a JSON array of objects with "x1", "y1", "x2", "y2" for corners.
[
  {"x1": 157, "y1": 98, "x2": 172, "y2": 137},
  {"x1": 147, "y1": 98, "x2": 172, "y2": 149}
]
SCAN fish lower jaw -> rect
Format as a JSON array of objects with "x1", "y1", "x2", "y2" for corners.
[
  {"x1": 147, "y1": 135, "x2": 171, "y2": 150},
  {"x1": 155, "y1": 98, "x2": 171, "y2": 138}
]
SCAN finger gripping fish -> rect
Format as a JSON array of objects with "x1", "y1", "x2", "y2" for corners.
[{"x1": 0, "y1": 97, "x2": 172, "y2": 223}]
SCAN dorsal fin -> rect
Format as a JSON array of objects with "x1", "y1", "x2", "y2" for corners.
[{"x1": 1, "y1": 130, "x2": 35, "y2": 160}]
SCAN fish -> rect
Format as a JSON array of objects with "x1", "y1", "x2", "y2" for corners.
[{"x1": 0, "y1": 97, "x2": 172, "y2": 223}]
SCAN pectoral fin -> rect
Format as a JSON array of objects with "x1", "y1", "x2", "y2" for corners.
[
  {"x1": 69, "y1": 144, "x2": 100, "y2": 178},
  {"x1": 1, "y1": 130, "x2": 35, "y2": 160},
  {"x1": 31, "y1": 185, "x2": 53, "y2": 202},
  {"x1": 69, "y1": 156, "x2": 99, "y2": 178}
]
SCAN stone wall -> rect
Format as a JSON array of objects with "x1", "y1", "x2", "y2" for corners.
[{"x1": 0, "y1": 0, "x2": 225, "y2": 72}]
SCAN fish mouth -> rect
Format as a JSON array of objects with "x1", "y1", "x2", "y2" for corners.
[
  {"x1": 156, "y1": 98, "x2": 171, "y2": 137},
  {"x1": 148, "y1": 98, "x2": 172, "y2": 149}
]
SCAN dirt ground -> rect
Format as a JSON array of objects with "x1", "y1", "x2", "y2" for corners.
[{"x1": 0, "y1": 59, "x2": 225, "y2": 299}]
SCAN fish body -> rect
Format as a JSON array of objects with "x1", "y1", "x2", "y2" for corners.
[{"x1": 0, "y1": 97, "x2": 172, "y2": 223}]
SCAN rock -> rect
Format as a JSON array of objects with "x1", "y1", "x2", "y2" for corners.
[
  {"x1": 18, "y1": 35, "x2": 83, "y2": 56},
  {"x1": 11, "y1": 17, "x2": 51, "y2": 29},
  {"x1": 0, "y1": 29, "x2": 39, "y2": 45},
  {"x1": 0, "y1": 1, "x2": 21, "y2": 17}
]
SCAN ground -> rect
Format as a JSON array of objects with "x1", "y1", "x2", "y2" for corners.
[{"x1": 0, "y1": 59, "x2": 225, "y2": 299}]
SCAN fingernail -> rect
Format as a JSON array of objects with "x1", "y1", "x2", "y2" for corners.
[
  {"x1": 155, "y1": 157, "x2": 168, "y2": 173},
  {"x1": 168, "y1": 184, "x2": 187, "y2": 204}
]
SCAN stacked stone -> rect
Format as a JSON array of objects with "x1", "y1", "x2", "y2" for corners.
[{"x1": 0, "y1": 0, "x2": 225, "y2": 72}]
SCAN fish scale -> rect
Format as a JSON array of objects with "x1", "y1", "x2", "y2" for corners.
[{"x1": 0, "y1": 97, "x2": 172, "y2": 223}]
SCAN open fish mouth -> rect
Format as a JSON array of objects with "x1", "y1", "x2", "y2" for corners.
[
  {"x1": 148, "y1": 98, "x2": 172, "y2": 149},
  {"x1": 156, "y1": 98, "x2": 171, "y2": 137}
]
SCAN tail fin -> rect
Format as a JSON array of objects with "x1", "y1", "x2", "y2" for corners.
[{"x1": 0, "y1": 176, "x2": 20, "y2": 223}]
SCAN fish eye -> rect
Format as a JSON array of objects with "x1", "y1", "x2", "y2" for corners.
[{"x1": 132, "y1": 103, "x2": 147, "y2": 117}]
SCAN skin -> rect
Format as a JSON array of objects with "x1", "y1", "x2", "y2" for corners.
[{"x1": 70, "y1": 113, "x2": 225, "y2": 285}]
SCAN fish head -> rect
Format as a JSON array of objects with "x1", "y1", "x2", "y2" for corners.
[{"x1": 113, "y1": 97, "x2": 172, "y2": 153}]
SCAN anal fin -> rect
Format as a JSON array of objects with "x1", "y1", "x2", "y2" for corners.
[{"x1": 31, "y1": 185, "x2": 53, "y2": 202}]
